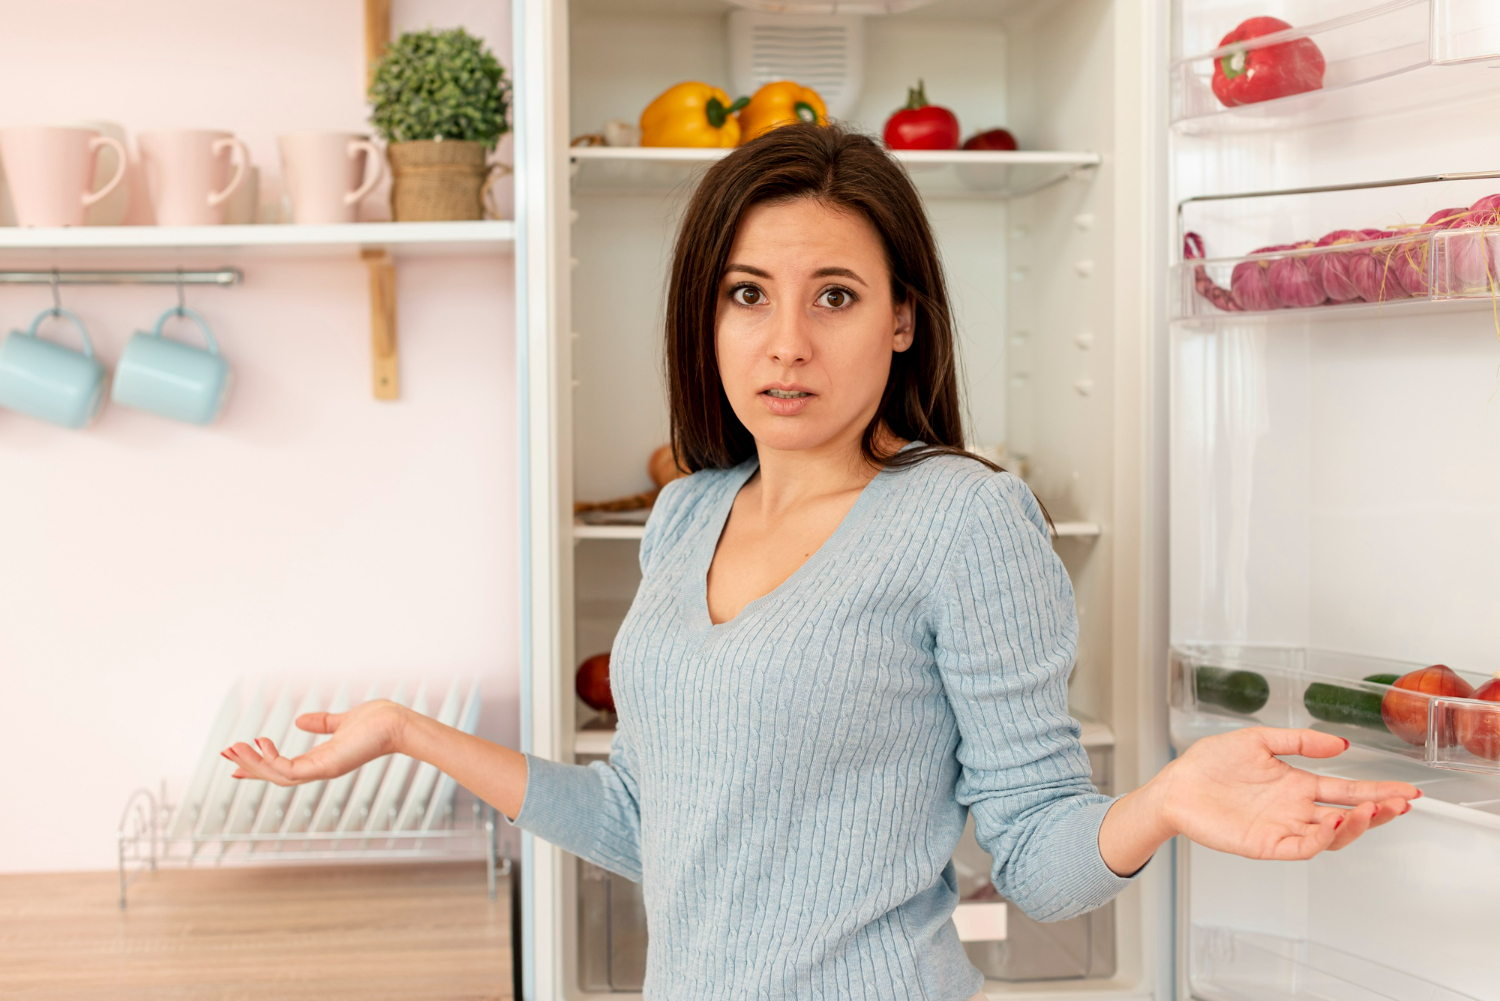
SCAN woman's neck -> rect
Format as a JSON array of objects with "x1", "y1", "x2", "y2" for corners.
[{"x1": 750, "y1": 423, "x2": 905, "y2": 514}]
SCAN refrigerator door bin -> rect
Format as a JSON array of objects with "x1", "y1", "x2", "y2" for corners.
[{"x1": 1170, "y1": 0, "x2": 1500, "y2": 134}]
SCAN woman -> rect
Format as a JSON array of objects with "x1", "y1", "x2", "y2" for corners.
[{"x1": 224, "y1": 123, "x2": 1418, "y2": 999}]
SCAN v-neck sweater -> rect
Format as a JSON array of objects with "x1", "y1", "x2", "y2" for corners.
[{"x1": 513, "y1": 451, "x2": 1141, "y2": 999}]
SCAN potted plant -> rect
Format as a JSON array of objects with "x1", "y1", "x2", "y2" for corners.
[{"x1": 368, "y1": 27, "x2": 511, "y2": 221}]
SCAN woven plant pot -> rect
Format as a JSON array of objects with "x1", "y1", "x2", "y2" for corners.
[{"x1": 388, "y1": 140, "x2": 488, "y2": 221}]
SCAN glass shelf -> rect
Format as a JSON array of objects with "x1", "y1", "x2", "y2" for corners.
[
  {"x1": 1190, "y1": 927, "x2": 1482, "y2": 1001},
  {"x1": 0, "y1": 220, "x2": 515, "y2": 257},
  {"x1": 568, "y1": 146, "x2": 1100, "y2": 199},
  {"x1": 1171, "y1": 644, "x2": 1500, "y2": 775},
  {"x1": 1171, "y1": 0, "x2": 1500, "y2": 135}
]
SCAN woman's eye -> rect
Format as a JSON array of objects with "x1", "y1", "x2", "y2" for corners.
[
  {"x1": 818, "y1": 287, "x2": 856, "y2": 309},
  {"x1": 731, "y1": 285, "x2": 765, "y2": 306}
]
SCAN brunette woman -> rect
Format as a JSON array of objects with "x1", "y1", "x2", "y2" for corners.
[{"x1": 224, "y1": 122, "x2": 1419, "y2": 999}]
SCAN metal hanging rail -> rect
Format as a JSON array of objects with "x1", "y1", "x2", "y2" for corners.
[{"x1": 0, "y1": 267, "x2": 242, "y2": 286}]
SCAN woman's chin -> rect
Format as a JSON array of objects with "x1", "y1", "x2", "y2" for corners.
[{"x1": 744, "y1": 419, "x2": 851, "y2": 456}]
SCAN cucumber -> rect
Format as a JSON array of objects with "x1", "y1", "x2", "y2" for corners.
[
  {"x1": 1195, "y1": 667, "x2": 1271, "y2": 715},
  {"x1": 1302, "y1": 674, "x2": 1397, "y2": 731}
]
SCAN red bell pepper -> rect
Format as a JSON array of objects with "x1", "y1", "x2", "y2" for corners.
[
  {"x1": 883, "y1": 80, "x2": 960, "y2": 150},
  {"x1": 1211, "y1": 17, "x2": 1325, "y2": 108}
]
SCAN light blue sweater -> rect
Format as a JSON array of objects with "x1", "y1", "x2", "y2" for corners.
[{"x1": 514, "y1": 450, "x2": 1141, "y2": 998}]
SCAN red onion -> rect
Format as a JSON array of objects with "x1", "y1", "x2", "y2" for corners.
[
  {"x1": 1447, "y1": 194, "x2": 1500, "y2": 292},
  {"x1": 1310, "y1": 230, "x2": 1364, "y2": 302},
  {"x1": 1266, "y1": 241, "x2": 1327, "y2": 308},
  {"x1": 1389, "y1": 232, "x2": 1435, "y2": 297},
  {"x1": 1349, "y1": 230, "x2": 1407, "y2": 302},
  {"x1": 1231, "y1": 245, "x2": 1289, "y2": 310},
  {"x1": 1184, "y1": 232, "x2": 1242, "y2": 313}
]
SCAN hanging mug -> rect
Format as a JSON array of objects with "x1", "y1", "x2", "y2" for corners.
[
  {"x1": 112, "y1": 307, "x2": 231, "y2": 425},
  {"x1": 0, "y1": 308, "x2": 108, "y2": 428}
]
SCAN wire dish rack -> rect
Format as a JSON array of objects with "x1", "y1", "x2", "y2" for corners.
[{"x1": 116, "y1": 675, "x2": 508, "y2": 909}]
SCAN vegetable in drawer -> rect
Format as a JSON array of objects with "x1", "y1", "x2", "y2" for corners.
[
  {"x1": 1194, "y1": 666, "x2": 1270, "y2": 716},
  {"x1": 1302, "y1": 674, "x2": 1398, "y2": 731}
]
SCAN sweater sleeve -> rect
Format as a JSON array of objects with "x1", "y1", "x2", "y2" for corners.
[
  {"x1": 931, "y1": 472, "x2": 1145, "y2": 922},
  {"x1": 510, "y1": 726, "x2": 645, "y2": 882}
]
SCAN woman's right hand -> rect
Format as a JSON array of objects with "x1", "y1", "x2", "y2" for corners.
[{"x1": 222, "y1": 699, "x2": 409, "y2": 786}]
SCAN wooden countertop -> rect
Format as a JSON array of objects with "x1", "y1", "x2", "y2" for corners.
[{"x1": 0, "y1": 862, "x2": 513, "y2": 999}]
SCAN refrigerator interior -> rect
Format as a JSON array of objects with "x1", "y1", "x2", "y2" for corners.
[
  {"x1": 1168, "y1": 2, "x2": 1500, "y2": 1000},
  {"x1": 559, "y1": 0, "x2": 1137, "y2": 994}
]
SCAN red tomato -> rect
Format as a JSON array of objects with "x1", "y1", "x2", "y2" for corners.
[
  {"x1": 962, "y1": 128, "x2": 1017, "y2": 152},
  {"x1": 1381, "y1": 664, "x2": 1473, "y2": 746},
  {"x1": 883, "y1": 80, "x2": 960, "y2": 151},
  {"x1": 1458, "y1": 674, "x2": 1500, "y2": 761}
]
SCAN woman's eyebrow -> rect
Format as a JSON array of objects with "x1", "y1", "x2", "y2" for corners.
[
  {"x1": 811, "y1": 266, "x2": 867, "y2": 286},
  {"x1": 724, "y1": 263, "x2": 772, "y2": 278}
]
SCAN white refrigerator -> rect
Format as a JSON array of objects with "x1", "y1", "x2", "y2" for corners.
[{"x1": 511, "y1": 0, "x2": 1500, "y2": 998}]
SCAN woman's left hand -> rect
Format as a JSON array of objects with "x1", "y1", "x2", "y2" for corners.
[{"x1": 1100, "y1": 727, "x2": 1420, "y2": 875}]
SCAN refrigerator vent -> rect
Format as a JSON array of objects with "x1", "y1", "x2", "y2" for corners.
[{"x1": 728, "y1": 10, "x2": 865, "y2": 120}]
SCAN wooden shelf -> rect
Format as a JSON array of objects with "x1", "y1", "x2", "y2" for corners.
[
  {"x1": 569, "y1": 146, "x2": 1100, "y2": 199},
  {"x1": 0, "y1": 220, "x2": 516, "y2": 257}
]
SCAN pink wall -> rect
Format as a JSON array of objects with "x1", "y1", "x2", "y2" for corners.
[{"x1": 0, "y1": 0, "x2": 520, "y2": 872}]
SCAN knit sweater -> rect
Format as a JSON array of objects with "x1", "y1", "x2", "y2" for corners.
[{"x1": 514, "y1": 450, "x2": 1142, "y2": 999}]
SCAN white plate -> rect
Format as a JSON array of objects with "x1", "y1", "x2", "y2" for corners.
[
  {"x1": 419, "y1": 676, "x2": 482, "y2": 832},
  {"x1": 167, "y1": 680, "x2": 242, "y2": 840},
  {"x1": 362, "y1": 682, "x2": 429, "y2": 833},
  {"x1": 250, "y1": 685, "x2": 323, "y2": 836},
  {"x1": 335, "y1": 681, "x2": 412, "y2": 833},
  {"x1": 392, "y1": 678, "x2": 464, "y2": 832},
  {"x1": 279, "y1": 681, "x2": 352, "y2": 835},
  {"x1": 307, "y1": 680, "x2": 382, "y2": 833},
  {"x1": 217, "y1": 684, "x2": 296, "y2": 849},
  {"x1": 193, "y1": 682, "x2": 266, "y2": 845}
]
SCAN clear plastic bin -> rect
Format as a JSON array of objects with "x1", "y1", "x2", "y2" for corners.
[
  {"x1": 1170, "y1": 0, "x2": 1500, "y2": 133},
  {"x1": 1174, "y1": 168, "x2": 1500, "y2": 320},
  {"x1": 1172, "y1": 644, "x2": 1500, "y2": 774}
]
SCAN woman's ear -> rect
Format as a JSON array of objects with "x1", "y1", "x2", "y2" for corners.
[{"x1": 892, "y1": 298, "x2": 915, "y2": 353}]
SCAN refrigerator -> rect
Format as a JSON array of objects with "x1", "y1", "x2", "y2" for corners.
[{"x1": 511, "y1": 0, "x2": 1500, "y2": 998}]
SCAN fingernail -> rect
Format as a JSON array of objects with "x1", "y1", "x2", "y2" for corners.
[
  {"x1": 1333, "y1": 817, "x2": 1344, "y2": 829},
  {"x1": 1415, "y1": 789, "x2": 1424, "y2": 799},
  {"x1": 220, "y1": 751, "x2": 232, "y2": 760},
  {"x1": 1402, "y1": 802, "x2": 1412, "y2": 814},
  {"x1": 1340, "y1": 737, "x2": 1350, "y2": 750}
]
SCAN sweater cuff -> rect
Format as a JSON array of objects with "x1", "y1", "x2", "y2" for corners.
[
  {"x1": 1049, "y1": 796, "x2": 1148, "y2": 908},
  {"x1": 507, "y1": 753, "x2": 605, "y2": 860}
]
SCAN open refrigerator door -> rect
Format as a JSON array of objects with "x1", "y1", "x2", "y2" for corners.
[{"x1": 1166, "y1": 3, "x2": 1500, "y2": 1000}]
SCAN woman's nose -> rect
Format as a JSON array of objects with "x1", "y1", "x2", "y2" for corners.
[{"x1": 767, "y1": 309, "x2": 812, "y2": 366}]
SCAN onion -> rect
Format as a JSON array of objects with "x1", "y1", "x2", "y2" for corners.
[
  {"x1": 1381, "y1": 664, "x2": 1474, "y2": 747},
  {"x1": 1230, "y1": 245, "x2": 1289, "y2": 311},
  {"x1": 1348, "y1": 230, "x2": 1407, "y2": 302},
  {"x1": 1447, "y1": 194, "x2": 1500, "y2": 293},
  {"x1": 1457, "y1": 672, "x2": 1500, "y2": 761},
  {"x1": 1266, "y1": 241, "x2": 1327, "y2": 308},
  {"x1": 1309, "y1": 230, "x2": 1364, "y2": 302}
]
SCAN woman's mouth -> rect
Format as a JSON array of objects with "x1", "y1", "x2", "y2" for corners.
[{"x1": 759, "y1": 387, "x2": 815, "y2": 415}]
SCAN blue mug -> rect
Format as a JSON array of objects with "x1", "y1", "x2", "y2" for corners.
[
  {"x1": 0, "y1": 308, "x2": 108, "y2": 428},
  {"x1": 112, "y1": 307, "x2": 231, "y2": 425}
]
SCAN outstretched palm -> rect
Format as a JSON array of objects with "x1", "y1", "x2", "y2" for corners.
[
  {"x1": 222, "y1": 699, "x2": 407, "y2": 786},
  {"x1": 1163, "y1": 728, "x2": 1419, "y2": 859}
]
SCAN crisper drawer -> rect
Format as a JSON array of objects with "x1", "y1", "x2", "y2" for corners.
[{"x1": 577, "y1": 724, "x2": 1116, "y2": 990}]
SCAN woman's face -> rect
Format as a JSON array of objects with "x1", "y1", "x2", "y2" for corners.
[{"x1": 715, "y1": 196, "x2": 914, "y2": 458}]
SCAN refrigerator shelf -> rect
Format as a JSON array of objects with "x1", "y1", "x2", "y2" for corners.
[
  {"x1": 1170, "y1": 0, "x2": 1500, "y2": 135},
  {"x1": 1189, "y1": 926, "x2": 1482, "y2": 1001},
  {"x1": 568, "y1": 145, "x2": 1101, "y2": 199},
  {"x1": 1171, "y1": 645, "x2": 1500, "y2": 776}
]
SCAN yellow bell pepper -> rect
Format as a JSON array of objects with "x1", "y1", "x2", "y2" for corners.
[
  {"x1": 639, "y1": 82, "x2": 748, "y2": 148},
  {"x1": 738, "y1": 81, "x2": 827, "y2": 142}
]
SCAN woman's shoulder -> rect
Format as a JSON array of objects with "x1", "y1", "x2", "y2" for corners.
[
  {"x1": 885, "y1": 450, "x2": 1048, "y2": 543},
  {"x1": 639, "y1": 461, "x2": 751, "y2": 570}
]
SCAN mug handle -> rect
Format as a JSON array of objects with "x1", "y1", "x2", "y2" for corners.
[
  {"x1": 344, "y1": 139, "x2": 386, "y2": 207},
  {"x1": 23, "y1": 307, "x2": 96, "y2": 359},
  {"x1": 151, "y1": 306, "x2": 220, "y2": 355},
  {"x1": 207, "y1": 137, "x2": 251, "y2": 208},
  {"x1": 81, "y1": 136, "x2": 129, "y2": 209}
]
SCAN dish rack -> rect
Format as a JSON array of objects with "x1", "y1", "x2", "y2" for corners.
[{"x1": 116, "y1": 675, "x2": 508, "y2": 909}]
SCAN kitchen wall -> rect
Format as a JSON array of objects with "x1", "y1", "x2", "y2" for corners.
[{"x1": 0, "y1": 0, "x2": 521, "y2": 872}]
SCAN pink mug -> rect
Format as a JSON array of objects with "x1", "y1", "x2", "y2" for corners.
[
  {"x1": 139, "y1": 129, "x2": 252, "y2": 226},
  {"x1": 278, "y1": 131, "x2": 385, "y2": 224},
  {"x1": 0, "y1": 126, "x2": 127, "y2": 227}
]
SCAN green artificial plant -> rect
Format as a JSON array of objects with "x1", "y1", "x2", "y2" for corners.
[{"x1": 368, "y1": 27, "x2": 511, "y2": 149}]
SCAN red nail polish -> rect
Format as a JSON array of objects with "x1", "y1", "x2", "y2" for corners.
[
  {"x1": 1402, "y1": 802, "x2": 1412, "y2": 814},
  {"x1": 1414, "y1": 789, "x2": 1424, "y2": 799},
  {"x1": 1340, "y1": 737, "x2": 1350, "y2": 750},
  {"x1": 1333, "y1": 817, "x2": 1344, "y2": 830},
  {"x1": 220, "y1": 751, "x2": 232, "y2": 760}
]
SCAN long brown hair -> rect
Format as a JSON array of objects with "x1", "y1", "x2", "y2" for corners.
[{"x1": 665, "y1": 121, "x2": 996, "y2": 476}]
